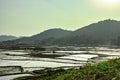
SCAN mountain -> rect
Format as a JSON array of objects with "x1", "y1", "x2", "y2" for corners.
[
  {"x1": 39, "y1": 19, "x2": 120, "y2": 46},
  {"x1": 0, "y1": 29, "x2": 72, "y2": 46},
  {"x1": 30, "y1": 28, "x2": 72, "y2": 41},
  {"x1": 60, "y1": 19, "x2": 120, "y2": 46},
  {"x1": 1, "y1": 19, "x2": 120, "y2": 47},
  {"x1": 0, "y1": 35, "x2": 17, "y2": 42},
  {"x1": 74, "y1": 19, "x2": 120, "y2": 42}
]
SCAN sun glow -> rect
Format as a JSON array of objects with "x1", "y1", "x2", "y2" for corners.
[
  {"x1": 103, "y1": 0, "x2": 118, "y2": 4},
  {"x1": 92, "y1": 0, "x2": 120, "y2": 9}
]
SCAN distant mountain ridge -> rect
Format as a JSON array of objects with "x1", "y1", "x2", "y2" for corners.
[
  {"x1": 0, "y1": 35, "x2": 17, "y2": 42},
  {"x1": 0, "y1": 29, "x2": 72, "y2": 46},
  {"x1": 30, "y1": 28, "x2": 72, "y2": 41},
  {"x1": 1, "y1": 19, "x2": 120, "y2": 47},
  {"x1": 74, "y1": 19, "x2": 120, "y2": 39}
]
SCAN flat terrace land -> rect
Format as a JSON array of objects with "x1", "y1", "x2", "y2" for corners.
[
  {"x1": 0, "y1": 47, "x2": 120, "y2": 80},
  {"x1": 13, "y1": 58, "x2": 120, "y2": 80}
]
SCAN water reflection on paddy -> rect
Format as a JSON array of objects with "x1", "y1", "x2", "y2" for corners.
[{"x1": 0, "y1": 49, "x2": 120, "y2": 79}]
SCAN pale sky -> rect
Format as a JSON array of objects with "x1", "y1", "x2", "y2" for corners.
[{"x1": 0, "y1": 0, "x2": 120, "y2": 37}]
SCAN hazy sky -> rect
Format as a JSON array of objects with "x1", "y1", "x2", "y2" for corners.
[{"x1": 0, "y1": 0, "x2": 120, "y2": 37}]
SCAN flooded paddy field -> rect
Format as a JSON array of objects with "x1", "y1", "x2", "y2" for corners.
[
  {"x1": 0, "y1": 47, "x2": 120, "y2": 80},
  {"x1": 0, "y1": 74, "x2": 32, "y2": 80}
]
